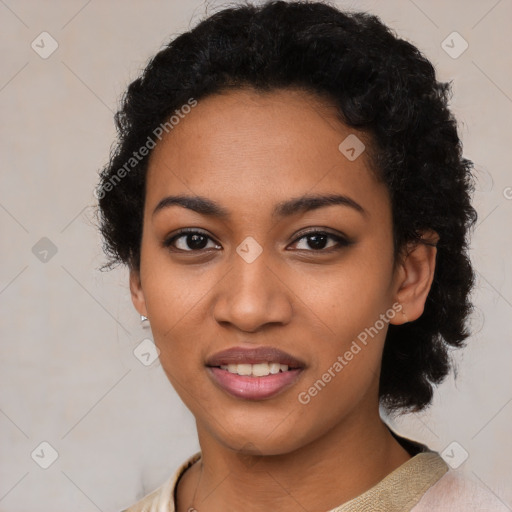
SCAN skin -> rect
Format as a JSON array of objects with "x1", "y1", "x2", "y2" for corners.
[{"x1": 129, "y1": 87, "x2": 438, "y2": 512}]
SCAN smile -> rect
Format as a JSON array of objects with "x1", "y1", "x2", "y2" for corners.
[{"x1": 205, "y1": 346, "x2": 305, "y2": 400}]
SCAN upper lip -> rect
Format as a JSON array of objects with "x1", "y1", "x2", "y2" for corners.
[{"x1": 206, "y1": 346, "x2": 305, "y2": 368}]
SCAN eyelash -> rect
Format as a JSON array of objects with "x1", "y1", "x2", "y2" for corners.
[{"x1": 162, "y1": 228, "x2": 352, "y2": 254}]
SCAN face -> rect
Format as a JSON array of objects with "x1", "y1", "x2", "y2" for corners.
[{"x1": 130, "y1": 88, "x2": 411, "y2": 455}]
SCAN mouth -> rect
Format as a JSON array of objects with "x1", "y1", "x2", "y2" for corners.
[{"x1": 205, "y1": 346, "x2": 305, "y2": 400}]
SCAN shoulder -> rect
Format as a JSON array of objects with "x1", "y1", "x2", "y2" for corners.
[
  {"x1": 412, "y1": 470, "x2": 509, "y2": 511},
  {"x1": 120, "y1": 479, "x2": 171, "y2": 512},
  {"x1": 119, "y1": 452, "x2": 202, "y2": 512}
]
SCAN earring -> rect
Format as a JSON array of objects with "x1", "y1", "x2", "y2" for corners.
[
  {"x1": 141, "y1": 315, "x2": 150, "y2": 328},
  {"x1": 400, "y1": 307, "x2": 408, "y2": 323}
]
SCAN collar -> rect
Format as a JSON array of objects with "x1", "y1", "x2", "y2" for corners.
[{"x1": 156, "y1": 431, "x2": 448, "y2": 512}]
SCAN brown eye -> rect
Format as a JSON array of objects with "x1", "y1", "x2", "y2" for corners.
[
  {"x1": 290, "y1": 231, "x2": 352, "y2": 252},
  {"x1": 163, "y1": 229, "x2": 221, "y2": 252}
]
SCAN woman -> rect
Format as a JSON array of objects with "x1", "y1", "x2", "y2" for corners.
[{"x1": 96, "y1": 1, "x2": 506, "y2": 510}]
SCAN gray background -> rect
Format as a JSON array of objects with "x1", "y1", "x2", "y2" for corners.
[{"x1": 1, "y1": 0, "x2": 511, "y2": 510}]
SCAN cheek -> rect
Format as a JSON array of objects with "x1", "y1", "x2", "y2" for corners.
[
  {"x1": 295, "y1": 281, "x2": 389, "y2": 425},
  {"x1": 299, "y1": 250, "x2": 393, "y2": 342},
  {"x1": 139, "y1": 265, "x2": 212, "y2": 382},
  {"x1": 141, "y1": 240, "x2": 214, "y2": 328},
  {"x1": 293, "y1": 247, "x2": 394, "y2": 397}
]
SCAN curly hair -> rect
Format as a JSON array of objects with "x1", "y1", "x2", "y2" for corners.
[{"x1": 95, "y1": 0, "x2": 477, "y2": 414}]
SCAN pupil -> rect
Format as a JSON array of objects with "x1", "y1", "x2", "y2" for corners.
[
  {"x1": 308, "y1": 234, "x2": 327, "y2": 250},
  {"x1": 188, "y1": 234, "x2": 208, "y2": 250}
]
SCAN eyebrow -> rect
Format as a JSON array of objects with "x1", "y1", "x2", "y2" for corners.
[{"x1": 152, "y1": 193, "x2": 367, "y2": 219}]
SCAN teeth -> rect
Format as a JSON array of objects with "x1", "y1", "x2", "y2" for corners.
[
  {"x1": 269, "y1": 363, "x2": 281, "y2": 374},
  {"x1": 237, "y1": 363, "x2": 252, "y2": 376},
  {"x1": 219, "y1": 362, "x2": 291, "y2": 376},
  {"x1": 252, "y1": 362, "x2": 269, "y2": 377}
]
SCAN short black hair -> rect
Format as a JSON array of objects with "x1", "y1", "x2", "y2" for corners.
[{"x1": 95, "y1": 0, "x2": 478, "y2": 414}]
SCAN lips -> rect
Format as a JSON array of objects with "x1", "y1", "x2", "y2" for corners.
[
  {"x1": 205, "y1": 346, "x2": 305, "y2": 368},
  {"x1": 205, "y1": 346, "x2": 305, "y2": 400}
]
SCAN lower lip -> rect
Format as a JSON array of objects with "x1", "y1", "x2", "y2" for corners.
[{"x1": 207, "y1": 367, "x2": 303, "y2": 400}]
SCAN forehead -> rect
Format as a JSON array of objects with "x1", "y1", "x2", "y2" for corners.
[{"x1": 145, "y1": 87, "x2": 387, "y2": 220}]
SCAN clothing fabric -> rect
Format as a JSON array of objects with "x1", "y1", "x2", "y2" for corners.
[{"x1": 120, "y1": 431, "x2": 508, "y2": 512}]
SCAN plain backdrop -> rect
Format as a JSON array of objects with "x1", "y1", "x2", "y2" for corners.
[{"x1": 1, "y1": 1, "x2": 511, "y2": 511}]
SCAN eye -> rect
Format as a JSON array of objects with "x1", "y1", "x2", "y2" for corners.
[
  {"x1": 163, "y1": 229, "x2": 221, "y2": 252},
  {"x1": 163, "y1": 228, "x2": 352, "y2": 254},
  {"x1": 289, "y1": 230, "x2": 352, "y2": 252}
]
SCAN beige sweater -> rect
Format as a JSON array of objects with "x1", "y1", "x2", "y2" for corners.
[{"x1": 121, "y1": 439, "x2": 509, "y2": 511}]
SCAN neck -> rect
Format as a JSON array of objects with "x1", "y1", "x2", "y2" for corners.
[{"x1": 176, "y1": 406, "x2": 411, "y2": 512}]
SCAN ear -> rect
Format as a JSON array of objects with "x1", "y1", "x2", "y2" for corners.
[
  {"x1": 129, "y1": 267, "x2": 148, "y2": 317},
  {"x1": 390, "y1": 229, "x2": 439, "y2": 325}
]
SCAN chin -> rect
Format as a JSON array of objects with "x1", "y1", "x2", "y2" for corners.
[{"x1": 205, "y1": 412, "x2": 310, "y2": 456}]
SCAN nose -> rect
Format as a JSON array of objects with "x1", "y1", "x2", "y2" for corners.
[{"x1": 212, "y1": 248, "x2": 293, "y2": 333}]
